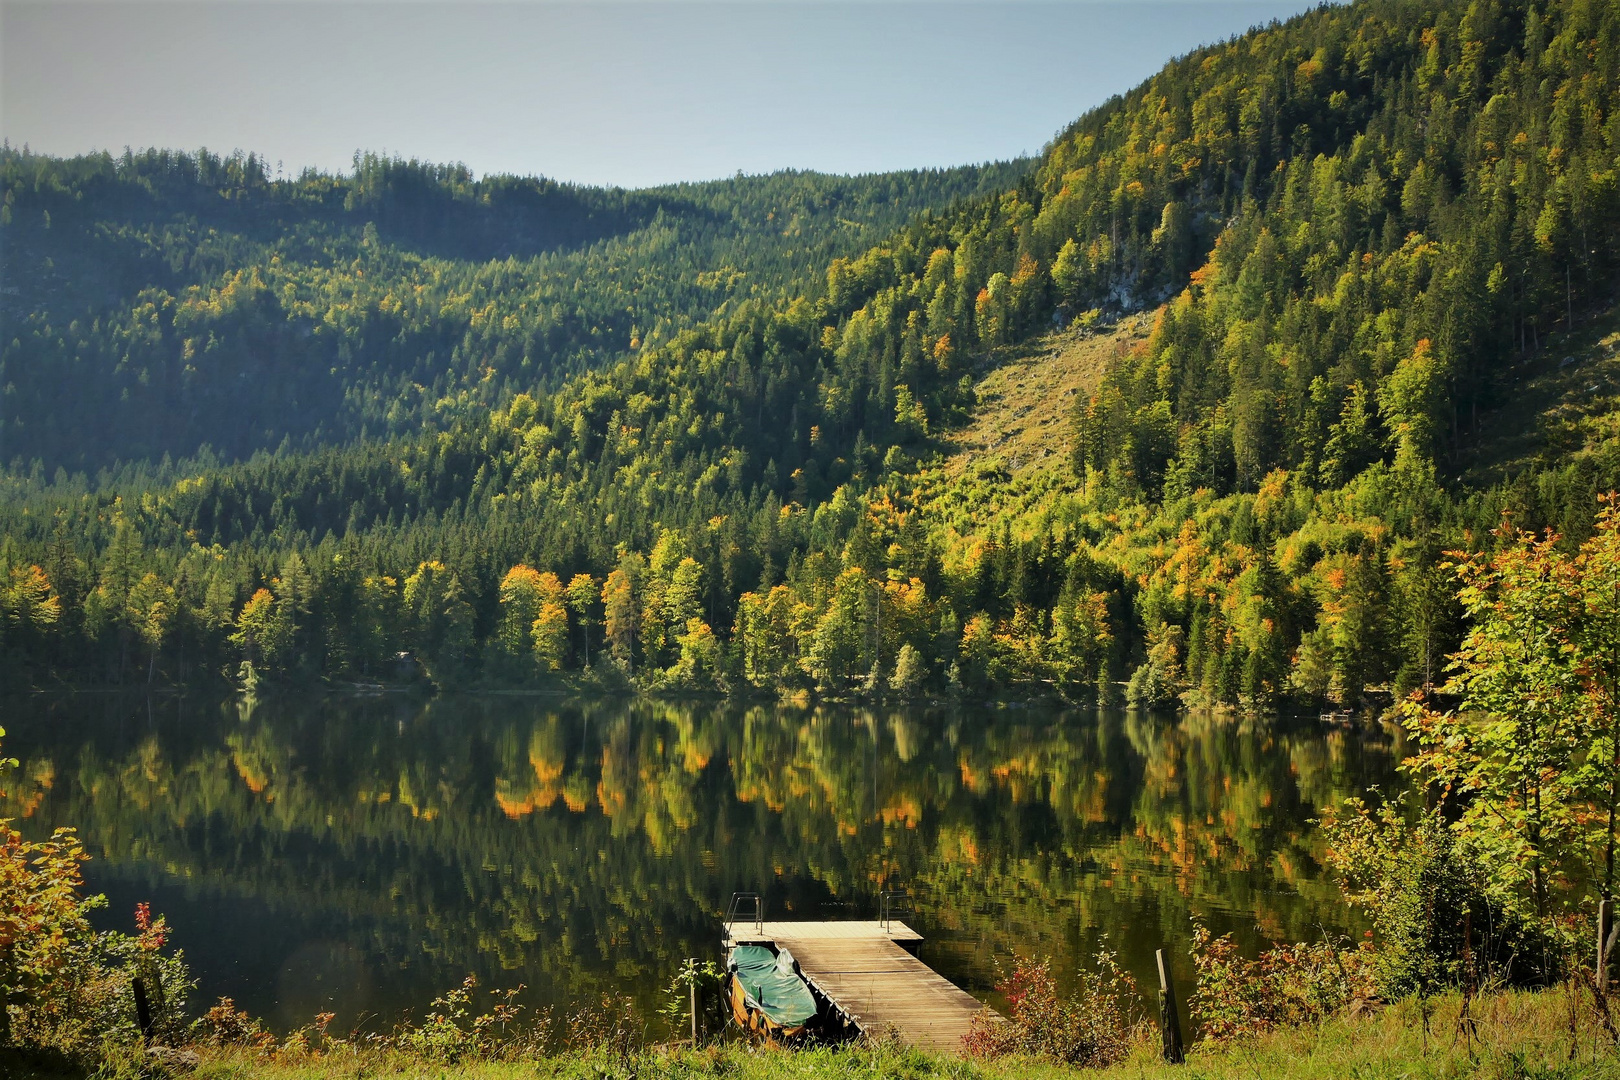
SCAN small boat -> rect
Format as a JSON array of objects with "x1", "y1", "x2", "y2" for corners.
[{"x1": 726, "y1": 943, "x2": 819, "y2": 1042}]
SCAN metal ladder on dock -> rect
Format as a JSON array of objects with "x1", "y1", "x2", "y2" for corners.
[
  {"x1": 879, "y1": 887, "x2": 909, "y2": 933},
  {"x1": 724, "y1": 892, "x2": 763, "y2": 942}
]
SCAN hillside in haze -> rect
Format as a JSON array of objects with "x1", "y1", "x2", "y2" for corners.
[
  {"x1": 0, "y1": 151, "x2": 1026, "y2": 470},
  {"x1": 2, "y1": 0, "x2": 1618, "y2": 710}
]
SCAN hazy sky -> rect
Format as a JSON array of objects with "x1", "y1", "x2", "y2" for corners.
[{"x1": 3, "y1": 1, "x2": 1316, "y2": 189}]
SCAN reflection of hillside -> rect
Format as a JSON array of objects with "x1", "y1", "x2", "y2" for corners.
[{"x1": 3, "y1": 696, "x2": 1395, "y2": 1026}]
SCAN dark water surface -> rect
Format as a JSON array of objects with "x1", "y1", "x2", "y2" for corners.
[{"x1": 2, "y1": 693, "x2": 1398, "y2": 1033}]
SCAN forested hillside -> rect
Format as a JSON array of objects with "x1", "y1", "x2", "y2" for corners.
[
  {"x1": 0, "y1": 150, "x2": 1025, "y2": 470},
  {"x1": 3, "y1": 0, "x2": 1618, "y2": 707}
]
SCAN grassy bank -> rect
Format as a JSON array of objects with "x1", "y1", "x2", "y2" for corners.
[{"x1": 16, "y1": 989, "x2": 1614, "y2": 1080}]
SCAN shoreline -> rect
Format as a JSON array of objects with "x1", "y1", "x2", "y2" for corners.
[
  {"x1": 5, "y1": 988, "x2": 1613, "y2": 1080},
  {"x1": 0, "y1": 681, "x2": 1395, "y2": 726}
]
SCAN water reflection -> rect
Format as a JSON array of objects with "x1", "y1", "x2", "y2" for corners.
[{"x1": 1, "y1": 694, "x2": 1398, "y2": 1032}]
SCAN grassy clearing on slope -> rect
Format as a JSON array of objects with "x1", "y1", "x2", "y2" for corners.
[
  {"x1": 943, "y1": 313, "x2": 1154, "y2": 481},
  {"x1": 905, "y1": 313, "x2": 1155, "y2": 561},
  {"x1": 35, "y1": 989, "x2": 1615, "y2": 1080}
]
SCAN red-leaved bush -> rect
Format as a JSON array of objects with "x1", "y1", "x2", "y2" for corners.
[
  {"x1": 963, "y1": 951, "x2": 1138, "y2": 1064},
  {"x1": 1189, "y1": 923, "x2": 1377, "y2": 1044}
]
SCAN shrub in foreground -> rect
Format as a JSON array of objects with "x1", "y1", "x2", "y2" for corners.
[
  {"x1": 1, "y1": 799, "x2": 191, "y2": 1058},
  {"x1": 963, "y1": 952, "x2": 1138, "y2": 1064},
  {"x1": 1189, "y1": 924, "x2": 1374, "y2": 1045},
  {"x1": 1321, "y1": 797, "x2": 1560, "y2": 999}
]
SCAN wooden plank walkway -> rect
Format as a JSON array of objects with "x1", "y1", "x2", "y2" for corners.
[{"x1": 724, "y1": 921, "x2": 988, "y2": 1052}]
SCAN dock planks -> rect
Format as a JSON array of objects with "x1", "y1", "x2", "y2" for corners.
[{"x1": 724, "y1": 920, "x2": 987, "y2": 1052}]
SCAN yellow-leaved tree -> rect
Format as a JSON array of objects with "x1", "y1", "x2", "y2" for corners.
[{"x1": 530, "y1": 572, "x2": 569, "y2": 672}]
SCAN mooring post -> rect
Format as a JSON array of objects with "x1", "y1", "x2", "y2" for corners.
[
  {"x1": 1601, "y1": 900, "x2": 1615, "y2": 992},
  {"x1": 132, "y1": 975, "x2": 154, "y2": 1043},
  {"x1": 1156, "y1": 948, "x2": 1185, "y2": 1064},
  {"x1": 690, "y1": 960, "x2": 700, "y2": 1046}
]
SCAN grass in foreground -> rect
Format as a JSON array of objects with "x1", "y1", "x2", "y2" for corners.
[{"x1": 14, "y1": 988, "x2": 1614, "y2": 1080}]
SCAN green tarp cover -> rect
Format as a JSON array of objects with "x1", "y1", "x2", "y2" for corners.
[{"x1": 732, "y1": 945, "x2": 818, "y2": 1027}]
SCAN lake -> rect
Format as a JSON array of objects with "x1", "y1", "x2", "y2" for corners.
[{"x1": 1, "y1": 692, "x2": 1398, "y2": 1034}]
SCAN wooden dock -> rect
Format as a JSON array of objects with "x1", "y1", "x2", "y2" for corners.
[{"x1": 724, "y1": 920, "x2": 988, "y2": 1052}]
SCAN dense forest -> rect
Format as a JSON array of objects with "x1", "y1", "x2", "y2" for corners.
[
  {"x1": 0, "y1": 150, "x2": 1025, "y2": 469},
  {"x1": 3, "y1": 0, "x2": 1619, "y2": 711}
]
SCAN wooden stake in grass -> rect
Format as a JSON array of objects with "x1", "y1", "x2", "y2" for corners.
[
  {"x1": 1458, "y1": 908, "x2": 1478, "y2": 1055},
  {"x1": 1592, "y1": 900, "x2": 1620, "y2": 1046},
  {"x1": 132, "y1": 976, "x2": 154, "y2": 1043},
  {"x1": 1599, "y1": 900, "x2": 1615, "y2": 993},
  {"x1": 690, "y1": 959, "x2": 700, "y2": 1046},
  {"x1": 1156, "y1": 948, "x2": 1185, "y2": 1064}
]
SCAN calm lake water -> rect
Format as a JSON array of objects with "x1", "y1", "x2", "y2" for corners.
[{"x1": 2, "y1": 693, "x2": 1399, "y2": 1033}]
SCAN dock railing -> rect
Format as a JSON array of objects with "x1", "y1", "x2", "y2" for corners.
[
  {"x1": 879, "y1": 888, "x2": 909, "y2": 933},
  {"x1": 725, "y1": 892, "x2": 763, "y2": 938}
]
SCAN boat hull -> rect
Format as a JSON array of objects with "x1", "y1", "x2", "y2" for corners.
[{"x1": 726, "y1": 969, "x2": 811, "y2": 1042}]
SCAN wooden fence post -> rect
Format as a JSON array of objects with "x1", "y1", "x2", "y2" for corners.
[
  {"x1": 1156, "y1": 948, "x2": 1185, "y2": 1064},
  {"x1": 1600, "y1": 900, "x2": 1615, "y2": 992},
  {"x1": 690, "y1": 960, "x2": 700, "y2": 1046},
  {"x1": 132, "y1": 976, "x2": 154, "y2": 1043}
]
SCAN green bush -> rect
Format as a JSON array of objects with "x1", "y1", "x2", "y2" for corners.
[
  {"x1": 395, "y1": 976, "x2": 538, "y2": 1062},
  {"x1": 1320, "y1": 797, "x2": 1558, "y2": 1000}
]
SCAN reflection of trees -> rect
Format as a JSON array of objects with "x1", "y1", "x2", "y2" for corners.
[{"x1": 3, "y1": 695, "x2": 1395, "y2": 1023}]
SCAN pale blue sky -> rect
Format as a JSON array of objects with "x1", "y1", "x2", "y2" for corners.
[{"x1": 3, "y1": 1, "x2": 1317, "y2": 188}]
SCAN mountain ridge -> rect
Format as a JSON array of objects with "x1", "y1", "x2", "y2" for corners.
[{"x1": 0, "y1": 148, "x2": 1029, "y2": 471}]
